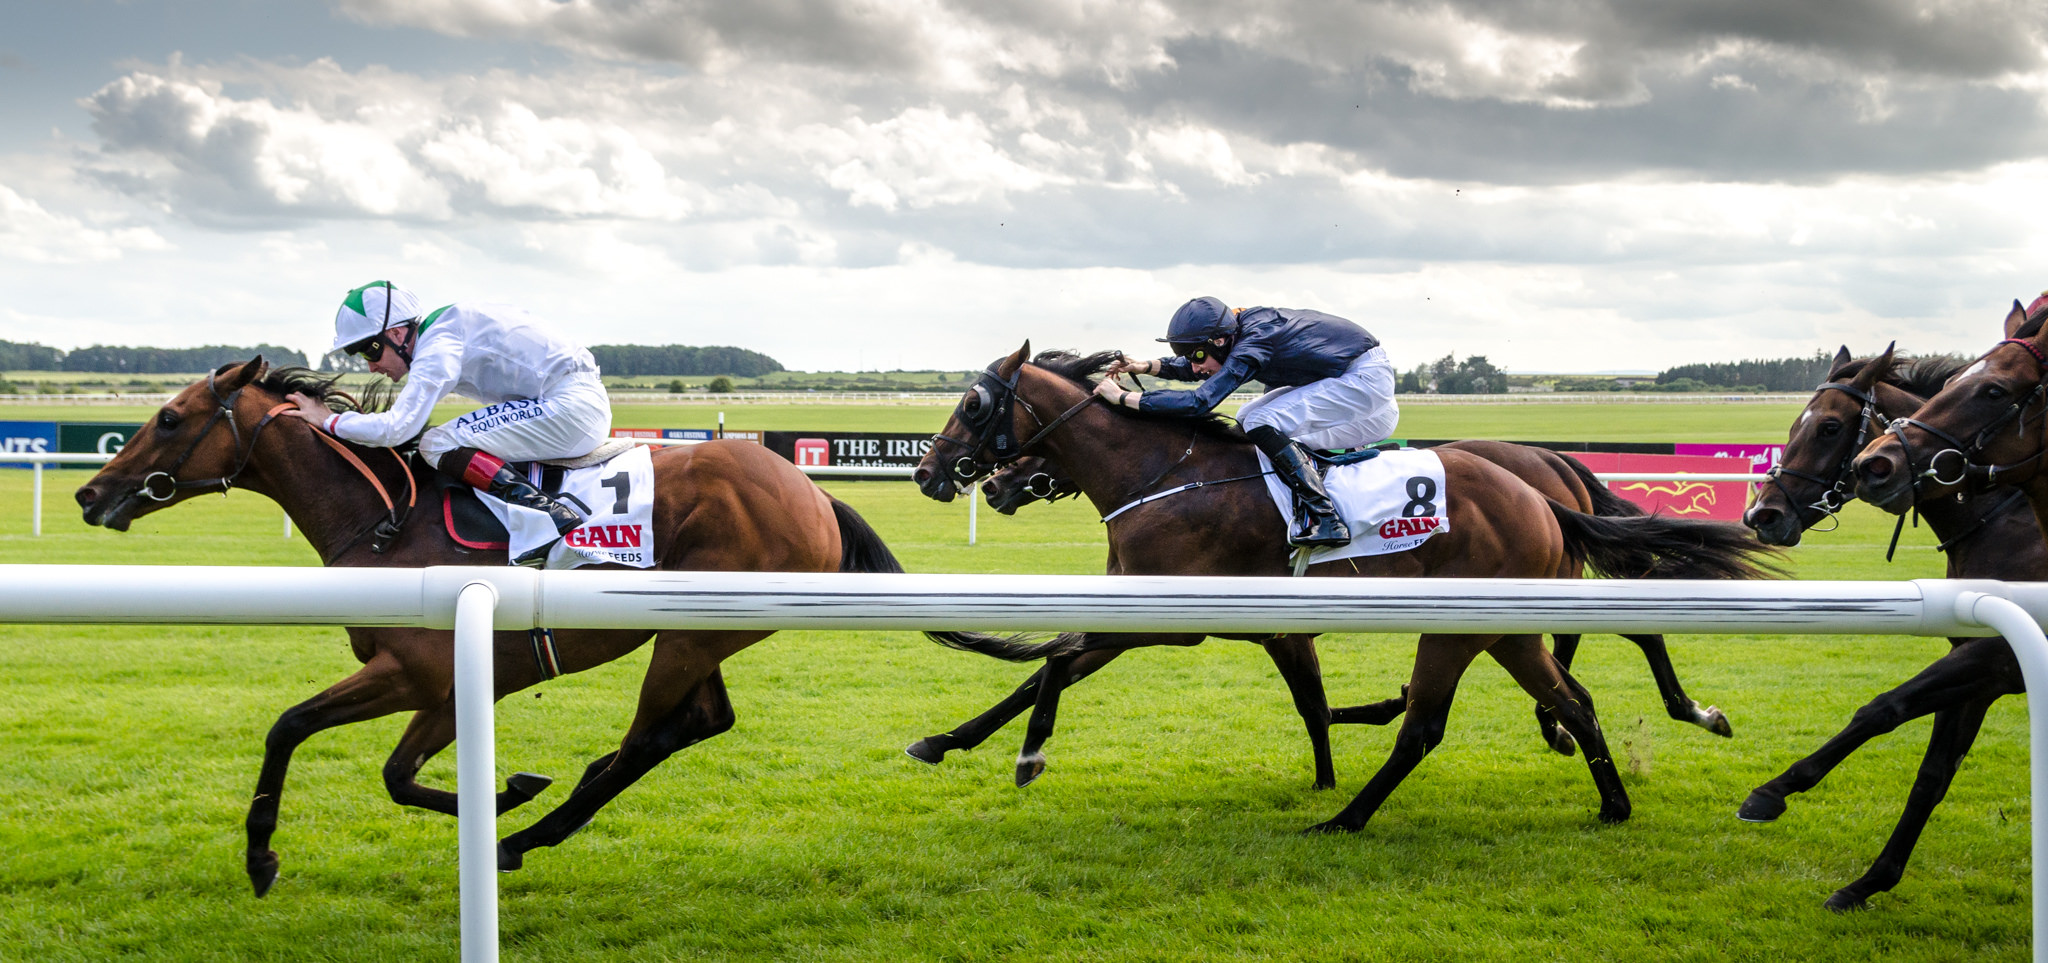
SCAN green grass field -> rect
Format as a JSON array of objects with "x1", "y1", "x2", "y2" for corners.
[{"x1": 0, "y1": 401, "x2": 2028, "y2": 962}]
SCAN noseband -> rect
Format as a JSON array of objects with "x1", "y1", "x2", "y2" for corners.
[
  {"x1": 929, "y1": 362, "x2": 1098, "y2": 482},
  {"x1": 1887, "y1": 339, "x2": 2048, "y2": 492},
  {"x1": 1759, "y1": 381, "x2": 1889, "y2": 530}
]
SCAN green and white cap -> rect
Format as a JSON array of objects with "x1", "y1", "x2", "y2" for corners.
[{"x1": 332, "y1": 281, "x2": 421, "y2": 352}]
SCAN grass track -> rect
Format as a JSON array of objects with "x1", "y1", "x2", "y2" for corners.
[{"x1": 0, "y1": 405, "x2": 2030, "y2": 962}]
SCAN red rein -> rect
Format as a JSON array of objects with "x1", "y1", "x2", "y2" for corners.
[{"x1": 1999, "y1": 338, "x2": 2048, "y2": 370}]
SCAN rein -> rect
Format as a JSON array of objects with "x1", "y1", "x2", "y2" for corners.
[
  {"x1": 306, "y1": 429, "x2": 419, "y2": 560},
  {"x1": 929, "y1": 361, "x2": 1099, "y2": 482},
  {"x1": 137, "y1": 370, "x2": 295, "y2": 503},
  {"x1": 1758, "y1": 380, "x2": 1889, "y2": 533},
  {"x1": 1888, "y1": 339, "x2": 2048, "y2": 493}
]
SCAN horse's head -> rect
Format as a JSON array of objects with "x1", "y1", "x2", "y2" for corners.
[
  {"x1": 1744, "y1": 344, "x2": 1892, "y2": 546},
  {"x1": 980, "y1": 454, "x2": 1078, "y2": 515},
  {"x1": 75, "y1": 357, "x2": 278, "y2": 530},
  {"x1": 1854, "y1": 300, "x2": 2048, "y2": 513},
  {"x1": 915, "y1": 341, "x2": 1032, "y2": 501}
]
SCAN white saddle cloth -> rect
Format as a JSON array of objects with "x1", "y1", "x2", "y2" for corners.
[
  {"x1": 1256, "y1": 447, "x2": 1450, "y2": 565},
  {"x1": 481, "y1": 444, "x2": 657, "y2": 569}
]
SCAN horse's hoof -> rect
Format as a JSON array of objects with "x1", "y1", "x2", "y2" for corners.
[
  {"x1": 506, "y1": 772, "x2": 552, "y2": 800},
  {"x1": 1737, "y1": 789, "x2": 1786, "y2": 823},
  {"x1": 1701, "y1": 705, "x2": 1734, "y2": 738},
  {"x1": 1823, "y1": 889, "x2": 1869, "y2": 913},
  {"x1": 497, "y1": 842, "x2": 524, "y2": 873},
  {"x1": 904, "y1": 738, "x2": 947, "y2": 765},
  {"x1": 1598, "y1": 802, "x2": 1631, "y2": 824},
  {"x1": 1311, "y1": 777, "x2": 1336, "y2": 791},
  {"x1": 247, "y1": 849, "x2": 280, "y2": 898},
  {"x1": 1546, "y1": 729, "x2": 1579, "y2": 757},
  {"x1": 1302, "y1": 819, "x2": 1358, "y2": 835},
  {"x1": 1015, "y1": 751, "x2": 1046, "y2": 788}
]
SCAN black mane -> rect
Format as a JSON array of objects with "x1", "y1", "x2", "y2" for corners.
[
  {"x1": 253, "y1": 364, "x2": 398, "y2": 415},
  {"x1": 1029, "y1": 349, "x2": 1245, "y2": 441}
]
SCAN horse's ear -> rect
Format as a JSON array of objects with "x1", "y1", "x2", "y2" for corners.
[
  {"x1": 2004, "y1": 299, "x2": 2029, "y2": 338},
  {"x1": 1826, "y1": 345, "x2": 1853, "y2": 379},
  {"x1": 1851, "y1": 341, "x2": 1895, "y2": 391},
  {"x1": 998, "y1": 341, "x2": 1030, "y2": 376},
  {"x1": 218, "y1": 355, "x2": 265, "y2": 392}
]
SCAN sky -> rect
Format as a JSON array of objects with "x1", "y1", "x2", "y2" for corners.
[{"x1": 2, "y1": 0, "x2": 2046, "y2": 375}]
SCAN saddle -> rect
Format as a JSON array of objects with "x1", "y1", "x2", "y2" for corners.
[{"x1": 438, "y1": 439, "x2": 642, "y2": 550}]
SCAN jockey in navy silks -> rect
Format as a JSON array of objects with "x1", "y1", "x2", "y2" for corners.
[
  {"x1": 1099, "y1": 296, "x2": 1399, "y2": 548},
  {"x1": 283, "y1": 281, "x2": 611, "y2": 565}
]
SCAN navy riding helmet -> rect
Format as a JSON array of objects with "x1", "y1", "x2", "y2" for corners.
[{"x1": 1159, "y1": 296, "x2": 1236, "y2": 357}]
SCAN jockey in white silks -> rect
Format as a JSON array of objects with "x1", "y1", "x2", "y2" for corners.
[
  {"x1": 283, "y1": 281, "x2": 612, "y2": 565},
  {"x1": 1100, "y1": 296, "x2": 1399, "y2": 548}
]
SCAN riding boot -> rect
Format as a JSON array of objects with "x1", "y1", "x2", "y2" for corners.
[
  {"x1": 1247, "y1": 426, "x2": 1350, "y2": 548},
  {"x1": 437, "y1": 448, "x2": 585, "y2": 566}
]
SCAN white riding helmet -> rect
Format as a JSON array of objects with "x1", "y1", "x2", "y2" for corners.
[{"x1": 331, "y1": 281, "x2": 422, "y2": 353}]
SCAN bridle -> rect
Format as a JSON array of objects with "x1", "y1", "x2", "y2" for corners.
[
  {"x1": 137, "y1": 369, "x2": 295, "y2": 503},
  {"x1": 1756, "y1": 380, "x2": 1890, "y2": 531},
  {"x1": 132, "y1": 370, "x2": 417, "y2": 558},
  {"x1": 1886, "y1": 339, "x2": 2048, "y2": 493},
  {"x1": 929, "y1": 361, "x2": 1098, "y2": 483}
]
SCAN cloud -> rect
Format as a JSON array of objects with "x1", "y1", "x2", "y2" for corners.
[{"x1": 0, "y1": 182, "x2": 167, "y2": 263}]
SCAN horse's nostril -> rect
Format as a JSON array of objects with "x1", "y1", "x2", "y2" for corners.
[
  {"x1": 1863, "y1": 458, "x2": 1893, "y2": 480},
  {"x1": 75, "y1": 487, "x2": 97, "y2": 508},
  {"x1": 913, "y1": 467, "x2": 932, "y2": 485}
]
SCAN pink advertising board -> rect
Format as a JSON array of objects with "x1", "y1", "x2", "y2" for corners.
[{"x1": 1569, "y1": 452, "x2": 1757, "y2": 521}]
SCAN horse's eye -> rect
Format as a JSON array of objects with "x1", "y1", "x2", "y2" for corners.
[
  {"x1": 1986, "y1": 384, "x2": 2009, "y2": 401},
  {"x1": 156, "y1": 410, "x2": 179, "y2": 430},
  {"x1": 1817, "y1": 420, "x2": 1841, "y2": 439},
  {"x1": 964, "y1": 393, "x2": 981, "y2": 413}
]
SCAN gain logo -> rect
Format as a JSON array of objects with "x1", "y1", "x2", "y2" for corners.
[
  {"x1": 564, "y1": 524, "x2": 645, "y2": 549},
  {"x1": 1377, "y1": 517, "x2": 1444, "y2": 539}
]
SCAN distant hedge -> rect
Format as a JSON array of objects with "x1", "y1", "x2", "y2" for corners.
[
  {"x1": 588, "y1": 345, "x2": 784, "y2": 377},
  {"x1": 0, "y1": 339, "x2": 309, "y2": 373}
]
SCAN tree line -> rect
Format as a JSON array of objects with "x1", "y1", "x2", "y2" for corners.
[
  {"x1": 1653, "y1": 350, "x2": 1842, "y2": 391},
  {"x1": 587, "y1": 344, "x2": 785, "y2": 377},
  {"x1": 1399, "y1": 355, "x2": 1508, "y2": 394},
  {"x1": 0, "y1": 339, "x2": 308, "y2": 373}
]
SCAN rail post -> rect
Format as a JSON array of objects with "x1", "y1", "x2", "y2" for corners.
[{"x1": 453, "y1": 579, "x2": 500, "y2": 963}]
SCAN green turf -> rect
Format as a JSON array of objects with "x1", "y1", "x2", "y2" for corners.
[{"x1": 0, "y1": 410, "x2": 2029, "y2": 961}]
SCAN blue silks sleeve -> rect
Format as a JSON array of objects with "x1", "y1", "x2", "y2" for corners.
[{"x1": 1138, "y1": 355, "x2": 1259, "y2": 416}]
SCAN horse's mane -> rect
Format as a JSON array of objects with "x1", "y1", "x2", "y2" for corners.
[
  {"x1": 253, "y1": 364, "x2": 399, "y2": 415},
  {"x1": 1832, "y1": 354, "x2": 1971, "y2": 400},
  {"x1": 1029, "y1": 350, "x2": 1246, "y2": 442}
]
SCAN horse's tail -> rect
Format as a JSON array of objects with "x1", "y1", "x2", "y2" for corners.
[
  {"x1": 830, "y1": 496, "x2": 904, "y2": 574},
  {"x1": 1557, "y1": 452, "x2": 1647, "y2": 518},
  {"x1": 828, "y1": 496, "x2": 1079, "y2": 662},
  {"x1": 1548, "y1": 499, "x2": 1784, "y2": 581}
]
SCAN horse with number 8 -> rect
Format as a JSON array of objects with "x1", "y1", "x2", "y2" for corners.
[{"x1": 911, "y1": 344, "x2": 1781, "y2": 833}]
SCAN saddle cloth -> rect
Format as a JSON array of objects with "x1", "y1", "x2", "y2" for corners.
[
  {"x1": 451, "y1": 444, "x2": 657, "y2": 570},
  {"x1": 1256, "y1": 447, "x2": 1450, "y2": 565}
]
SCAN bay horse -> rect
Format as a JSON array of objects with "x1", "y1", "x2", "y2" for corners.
[
  {"x1": 73, "y1": 359, "x2": 938, "y2": 893},
  {"x1": 911, "y1": 344, "x2": 1777, "y2": 833},
  {"x1": 1742, "y1": 343, "x2": 2038, "y2": 910},
  {"x1": 911, "y1": 438, "x2": 1733, "y2": 789}
]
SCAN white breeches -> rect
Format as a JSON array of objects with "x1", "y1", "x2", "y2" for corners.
[
  {"x1": 418, "y1": 375, "x2": 613, "y2": 464},
  {"x1": 1236, "y1": 347, "x2": 1400, "y2": 450}
]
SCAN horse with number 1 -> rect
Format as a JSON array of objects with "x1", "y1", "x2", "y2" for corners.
[
  {"x1": 912, "y1": 343, "x2": 1780, "y2": 833},
  {"x1": 72, "y1": 358, "x2": 962, "y2": 893}
]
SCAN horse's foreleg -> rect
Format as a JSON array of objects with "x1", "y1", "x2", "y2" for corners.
[
  {"x1": 498, "y1": 632, "x2": 759, "y2": 872},
  {"x1": 1823, "y1": 695, "x2": 1998, "y2": 911},
  {"x1": 1015, "y1": 653, "x2": 1077, "y2": 787},
  {"x1": 1494, "y1": 635, "x2": 1630, "y2": 824},
  {"x1": 1738, "y1": 638, "x2": 2015, "y2": 823},
  {"x1": 246, "y1": 656, "x2": 420, "y2": 897},
  {"x1": 1622, "y1": 633, "x2": 1731, "y2": 737},
  {"x1": 381, "y1": 703, "x2": 554, "y2": 817},
  {"x1": 1259, "y1": 635, "x2": 1336, "y2": 790},
  {"x1": 906, "y1": 648, "x2": 1128, "y2": 765},
  {"x1": 1307, "y1": 634, "x2": 1486, "y2": 834}
]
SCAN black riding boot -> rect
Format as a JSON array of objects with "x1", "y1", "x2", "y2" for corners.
[
  {"x1": 438, "y1": 448, "x2": 585, "y2": 566},
  {"x1": 1247, "y1": 425, "x2": 1350, "y2": 548}
]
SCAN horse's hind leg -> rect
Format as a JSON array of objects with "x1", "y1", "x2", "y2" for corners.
[
  {"x1": 1492, "y1": 634, "x2": 1630, "y2": 824},
  {"x1": 1623, "y1": 633, "x2": 1731, "y2": 737},
  {"x1": 380, "y1": 703, "x2": 554, "y2": 817},
  {"x1": 1015, "y1": 653, "x2": 1077, "y2": 787},
  {"x1": 1307, "y1": 634, "x2": 1487, "y2": 834},
  {"x1": 1823, "y1": 694, "x2": 1998, "y2": 911},
  {"x1": 246, "y1": 653, "x2": 423, "y2": 897},
  {"x1": 1739, "y1": 638, "x2": 2014, "y2": 823},
  {"x1": 1260, "y1": 634, "x2": 1337, "y2": 790},
  {"x1": 1533, "y1": 634, "x2": 1583, "y2": 756},
  {"x1": 906, "y1": 647, "x2": 1128, "y2": 764},
  {"x1": 497, "y1": 631, "x2": 762, "y2": 872}
]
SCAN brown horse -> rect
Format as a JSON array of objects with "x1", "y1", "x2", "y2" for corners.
[
  {"x1": 912, "y1": 438, "x2": 1733, "y2": 789},
  {"x1": 1742, "y1": 343, "x2": 2038, "y2": 910},
  {"x1": 74, "y1": 359, "x2": 933, "y2": 893},
  {"x1": 912, "y1": 345, "x2": 1777, "y2": 832}
]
